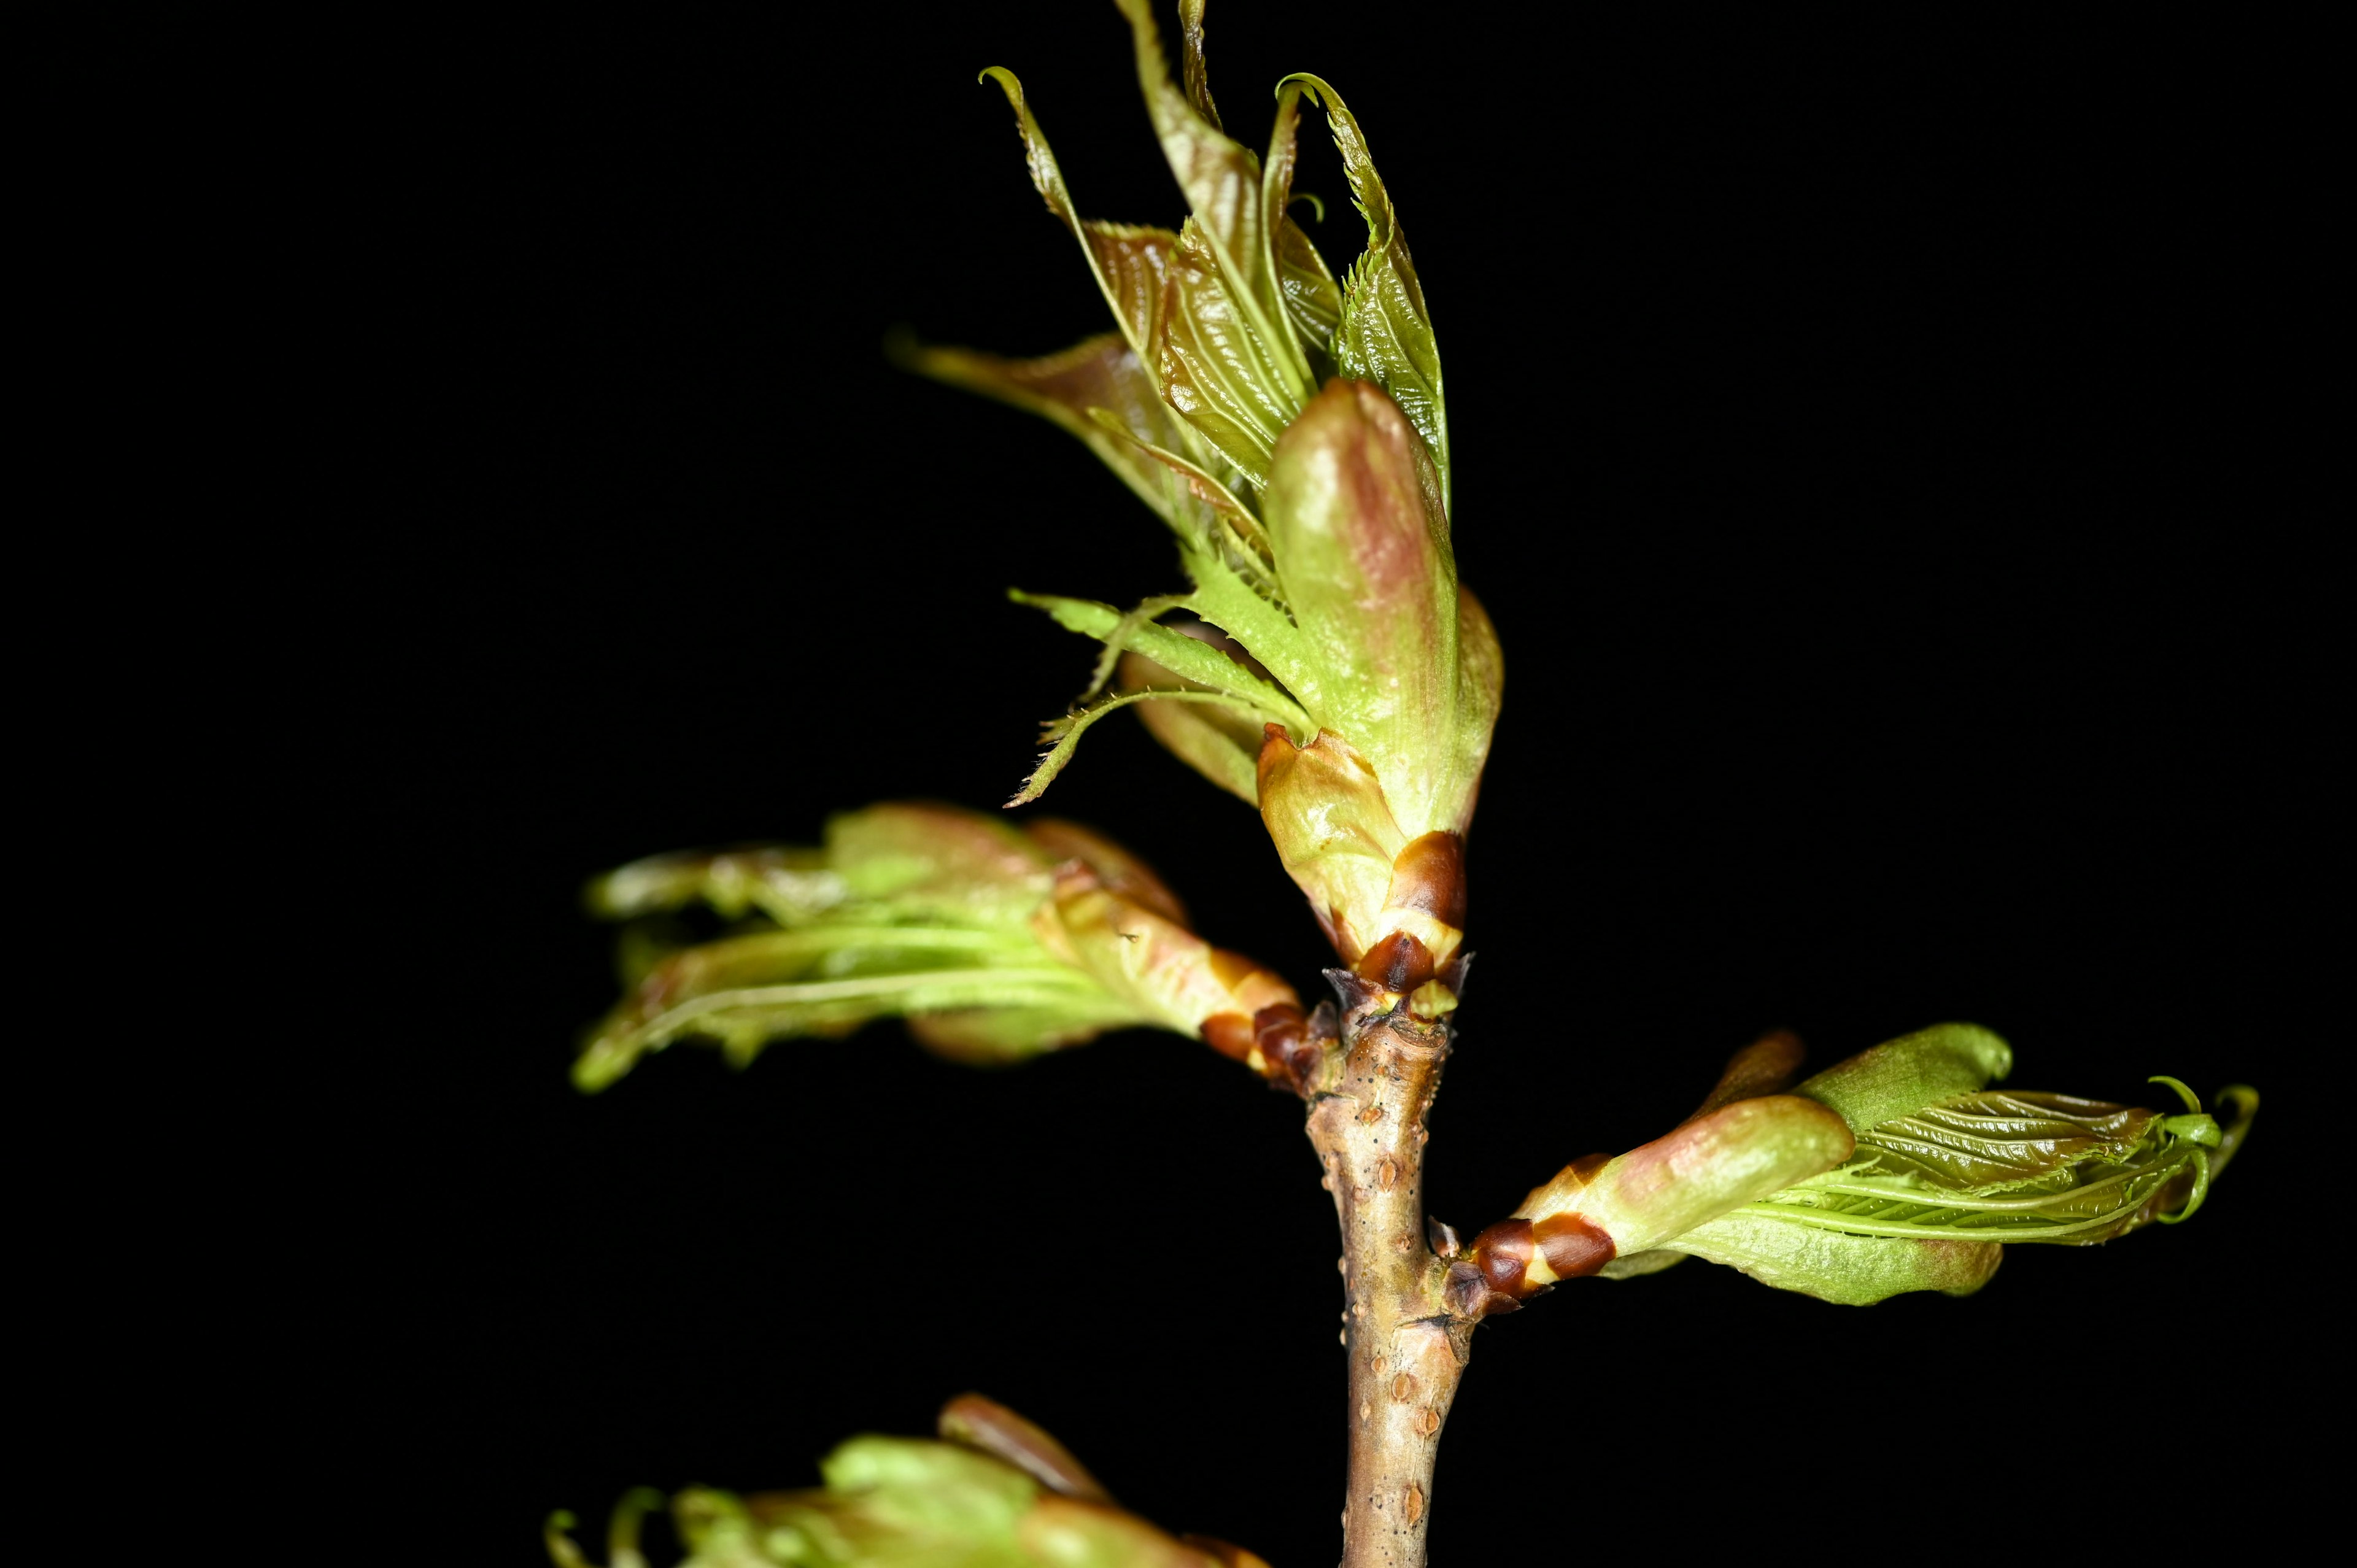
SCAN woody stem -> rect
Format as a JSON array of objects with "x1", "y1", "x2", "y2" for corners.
[{"x1": 1304, "y1": 990, "x2": 1469, "y2": 1568}]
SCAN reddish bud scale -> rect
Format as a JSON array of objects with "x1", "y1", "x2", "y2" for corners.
[
  {"x1": 1532, "y1": 1212, "x2": 1616, "y2": 1278},
  {"x1": 1252, "y1": 1001, "x2": 1329, "y2": 1092},
  {"x1": 1353, "y1": 929, "x2": 1434, "y2": 993},
  {"x1": 1349, "y1": 831, "x2": 1468, "y2": 994},
  {"x1": 1202, "y1": 999, "x2": 1334, "y2": 1095},
  {"x1": 1199, "y1": 1012, "x2": 1258, "y2": 1063},
  {"x1": 1446, "y1": 1211, "x2": 1619, "y2": 1316},
  {"x1": 1387, "y1": 830, "x2": 1466, "y2": 928},
  {"x1": 1471, "y1": 1218, "x2": 1531, "y2": 1301},
  {"x1": 1199, "y1": 949, "x2": 1282, "y2": 1064}
]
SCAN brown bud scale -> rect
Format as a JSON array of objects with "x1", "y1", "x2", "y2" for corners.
[
  {"x1": 1469, "y1": 1218, "x2": 1533, "y2": 1303},
  {"x1": 1250, "y1": 1002, "x2": 1322, "y2": 1094},
  {"x1": 1532, "y1": 1211, "x2": 1617, "y2": 1279},
  {"x1": 1387, "y1": 832, "x2": 1467, "y2": 929},
  {"x1": 1354, "y1": 929, "x2": 1435, "y2": 994},
  {"x1": 1199, "y1": 1011, "x2": 1256, "y2": 1063}
]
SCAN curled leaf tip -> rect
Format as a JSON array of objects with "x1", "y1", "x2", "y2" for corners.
[
  {"x1": 2148, "y1": 1073, "x2": 2204, "y2": 1114},
  {"x1": 2159, "y1": 1148, "x2": 2212, "y2": 1225}
]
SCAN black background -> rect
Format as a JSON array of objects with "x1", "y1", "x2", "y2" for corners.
[{"x1": 356, "y1": 5, "x2": 2327, "y2": 1560}]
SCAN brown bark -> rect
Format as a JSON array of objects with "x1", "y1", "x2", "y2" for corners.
[{"x1": 1304, "y1": 978, "x2": 1472, "y2": 1568}]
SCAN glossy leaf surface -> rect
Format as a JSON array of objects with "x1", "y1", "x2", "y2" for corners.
[{"x1": 1748, "y1": 1085, "x2": 2225, "y2": 1244}]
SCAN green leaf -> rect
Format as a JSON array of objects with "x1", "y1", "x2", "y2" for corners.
[
  {"x1": 1741, "y1": 1086, "x2": 2223, "y2": 1244},
  {"x1": 1152, "y1": 218, "x2": 1299, "y2": 484},
  {"x1": 576, "y1": 927, "x2": 1110, "y2": 1091},
  {"x1": 1077, "y1": 592, "x2": 1194, "y2": 705},
  {"x1": 1169, "y1": 539, "x2": 1320, "y2": 719},
  {"x1": 818, "y1": 1437, "x2": 1039, "y2": 1543},
  {"x1": 1118, "y1": 648, "x2": 1267, "y2": 805},
  {"x1": 1275, "y1": 214, "x2": 1342, "y2": 364},
  {"x1": 1654, "y1": 1081, "x2": 2253, "y2": 1301},
  {"x1": 956, "y1": 56, "x2": 1306, "y2": 511},
  {"x1": 587, "y1": 846, "x2": 838, "y2": 927},
  {"x1": 1008, "y1": 590, "x2": 1308, "y2": 728},
  {"x1": 1594, "y1": 1249, "x2": 1687, "y2": 1281},
  {"x1": 975, "y1": 66, "x2": 1174, "y2": 369},
  {"x1": 1262, "y1": 80, "x2": 1342, "y2": 375},
  {"x1": 1176, "y1": 0, "x2": 1220, "y2": 129},
  {"x1": 1793, "y1": 1022, "x2": 2014, "y2": 1136},
  {"x1": 821, "y1": 803, "x2": 1051, "y2": 924},
  {"x1": 577, "y1": 806, "x2": 1240, "y2": 1087},
  {"x1": 667, "y1": 1488, "x2": 777, "y2": 1567},
  {"x1": 1283, "y1": 73, "x2": 1448, "y2": 510},
  {"x1": 1836, "y1": 1091, "x2": 2166, "y2": 1194},
  {"x1": 1009, "y1": 687, "x2": 1264, "y2": 807},
  {"x1": 599, "y1": 1431, "x2": 1233, "y2": 1566},
  {"x1": 1660, "y1": 1213, "x2": 2005, "y2": 1306},
  {"x1": 1114, "y1": 0, "x2": 1312, "y2": 411}
]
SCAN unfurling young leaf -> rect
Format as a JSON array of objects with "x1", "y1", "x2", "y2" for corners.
[
  {"x1": 1280, "y1": 72, "x2": 1449, "y2": 508},
  {"x1": 547, "y1": 1399, "x2": 1255, "y2": 1568},
  {"x1": 1467, "y1": 1026, "x2": 2259, "y2": 1309},
  {"x1": 903, "y1": 4, "x2": 1501, "y2": 986},
  {"x1": 577, "y1": 804, "x2": 1298, "y2": 1089}
]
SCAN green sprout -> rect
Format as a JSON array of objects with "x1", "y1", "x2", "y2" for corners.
[{"x1": 548, "y1": 5, "x2": 2256, "y2": 1564}]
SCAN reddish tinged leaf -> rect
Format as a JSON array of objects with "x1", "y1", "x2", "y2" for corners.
[
  {"x1": 976, "y1": 66, "x2": 1178, "y2": 367},
  {"x1": 939, "y1": 1394, "x2": 1114, "y2": 1503},
  {"x1": 1285, "y1": 72, "x2": 1449, "y2": 505},
  {"x1": 1114, "y1": 0, "x2": 1310, "y2": 410},
  {"x1": 1155, "y1": 218, "x2": 1296, "y2": 484},
  {"x1": 1849, "y1": 1091, "x2": 2163, "y2": 1192},
  {"x1": 1684, "y1": 1029, "x2": 1808, "y2": 1123},
  {"x1": 1263, "y1": 79, "x2": 1343, "y2": 373},
  {"x1": 1023, "y1": 817, "x2": 1189, "y2": 927}
]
